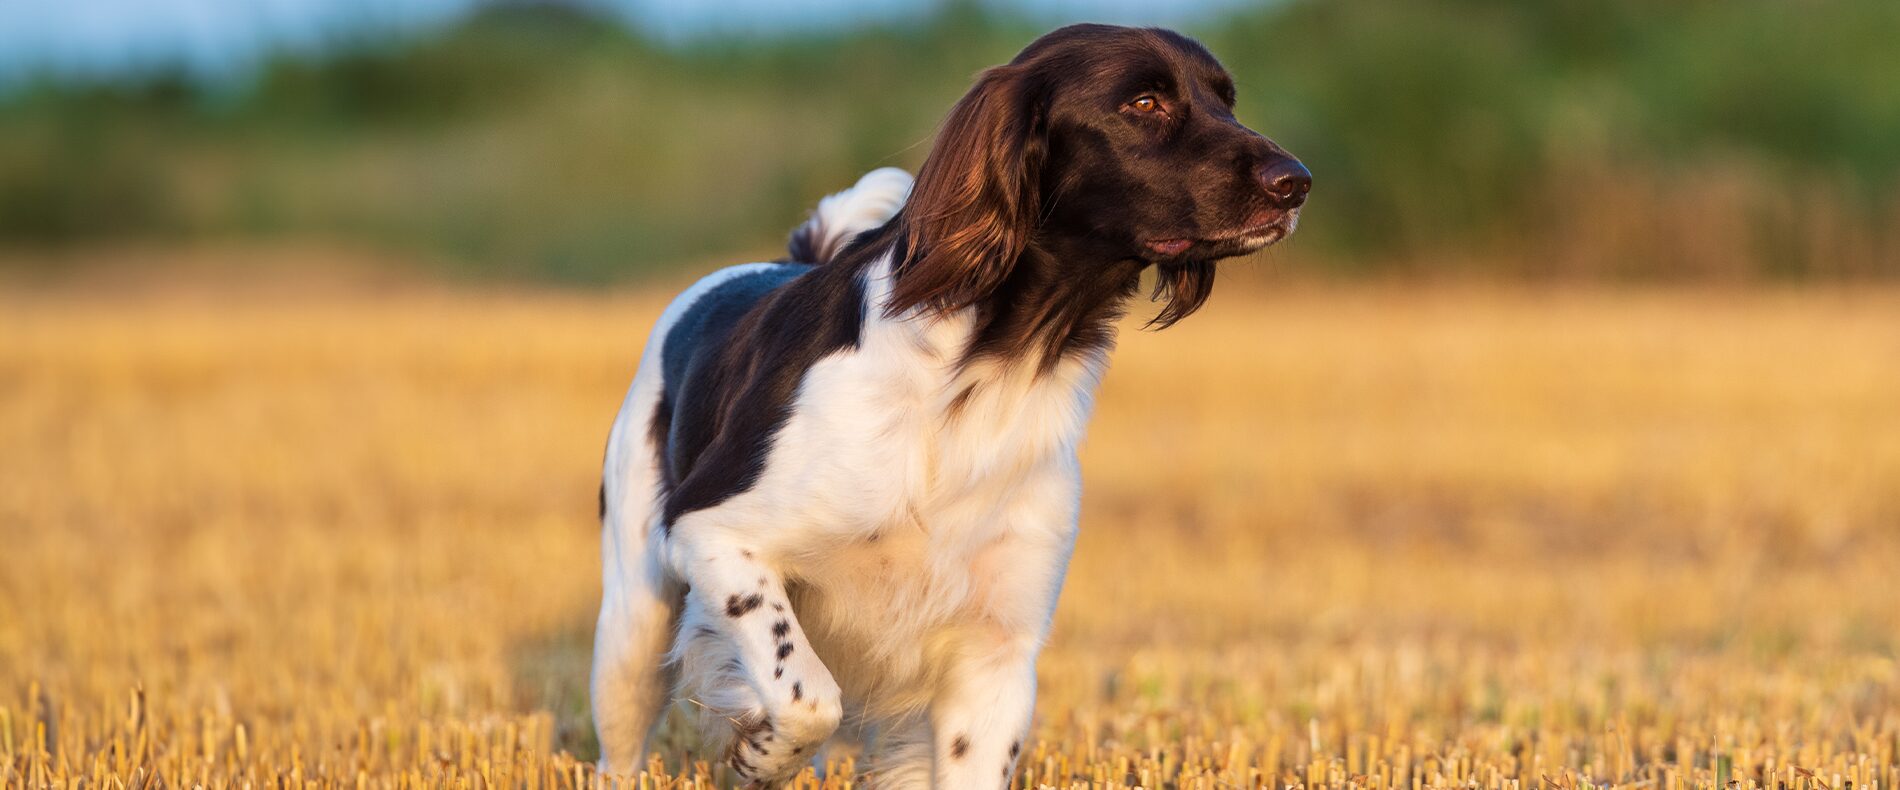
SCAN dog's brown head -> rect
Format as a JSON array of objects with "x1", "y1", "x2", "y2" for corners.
[{"x1": 891, "y1": 23, "x2": 1309, "y2": 327}]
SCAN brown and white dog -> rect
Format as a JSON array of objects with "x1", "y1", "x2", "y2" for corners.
[{"x1": 591, "y1": 23, "x2": 1309, "y2": 788}]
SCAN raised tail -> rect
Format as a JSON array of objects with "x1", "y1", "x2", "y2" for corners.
[{"x1": 786, "y1": 167, "x2": 913, "y2": 264}]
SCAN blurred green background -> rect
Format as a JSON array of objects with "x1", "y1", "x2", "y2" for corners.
[{"x1": 4, "y1": 0, "x2": 1898, "y2": 283}]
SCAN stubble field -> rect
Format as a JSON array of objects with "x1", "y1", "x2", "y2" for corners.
[{"x1": 3, "y1": 264, "x2": 1898, "y2": 788}]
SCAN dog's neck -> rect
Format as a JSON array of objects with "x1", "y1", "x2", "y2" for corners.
[
  {"x1": 857, "y1": 222, "x2": 1166, "y2": 374},
  {"x1": 954, "y1": 236, "x2": 1149, "y2": 372}
]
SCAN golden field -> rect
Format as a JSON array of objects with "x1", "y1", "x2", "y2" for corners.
[{"x1": 3, "y1": 262, "x2": 1899, "y2": 788}]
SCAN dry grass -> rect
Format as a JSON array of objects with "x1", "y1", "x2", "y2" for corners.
[{"x1": 3, "y1": 269, "x2": 1899, "y2": 788}]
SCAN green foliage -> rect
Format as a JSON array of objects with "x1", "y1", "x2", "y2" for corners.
[{"x1": 2, "y1": 0, "x2": 1897, "y2": 280}]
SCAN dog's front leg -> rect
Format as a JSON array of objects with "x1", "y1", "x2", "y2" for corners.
[
  {"x1": 667, "y1": 516, "x2": 843, "y2": 785},
  {"x1": 929, "y1": 635, "x2": 1038, "y2": 789},
  {"x1": 930, "y1": 465, "x2": 1080, "y2": 789}
]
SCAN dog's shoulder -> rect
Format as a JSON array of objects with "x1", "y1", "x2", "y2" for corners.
[
  {"x1": 657, "y1": 259, "x2": 872, "y2": 522},
  {"x1": 660, "y1": 262, "x2": 812, "y2": 394}
]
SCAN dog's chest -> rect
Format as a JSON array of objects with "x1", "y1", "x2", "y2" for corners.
[
  {"x1": 772, "y1": 316, "x2": 1100, "y2": 529},
  {"x1": 772, "y1": 329, "x2": 1103, "y2": 706}
]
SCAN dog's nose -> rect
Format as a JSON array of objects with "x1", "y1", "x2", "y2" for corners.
[{"x1": 1256, "y1": 157, "x2": 1312, "y2": 209}]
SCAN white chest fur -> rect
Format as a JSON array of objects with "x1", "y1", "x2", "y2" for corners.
[{"x1": 739, "y1": 262, "x2": 1106, "y2": 716}]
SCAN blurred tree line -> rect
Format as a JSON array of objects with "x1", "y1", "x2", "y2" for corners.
[{"x1": 2, "y1": 0, "x2": 1897, "y2": 282}]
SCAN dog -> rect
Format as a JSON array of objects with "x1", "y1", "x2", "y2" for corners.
[{"x1": 591, "y1": 23, "x2": 1309, "y2": 788}]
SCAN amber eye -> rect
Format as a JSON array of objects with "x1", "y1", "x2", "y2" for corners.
[{"x1": 1129, "y1": 95, "x2": 1160, "y2": 113}]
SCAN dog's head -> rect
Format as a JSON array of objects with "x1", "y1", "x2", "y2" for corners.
[{"x1": 892, "y1": 24, "x2": 1310, "y2": 326}]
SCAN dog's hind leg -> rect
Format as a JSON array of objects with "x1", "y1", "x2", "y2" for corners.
[
  {"x1": 591, "y1": 511, "x2": 680, "y2": 777},
  {"x1": 858, "y1": 717, "x2": 934, "y2": 790},
  {"x1": 592, "y1": 385, "x2": 683, "y2": 777}
]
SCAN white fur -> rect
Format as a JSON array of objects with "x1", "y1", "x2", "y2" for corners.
[
  {"x1": 814, "y1": 167, "x2": 914, "y2": 247},
  {"x1": 594, "y1": 169, "x2": 1098, "y2": 789}
]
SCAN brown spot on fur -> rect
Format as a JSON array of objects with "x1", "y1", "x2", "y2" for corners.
[
  {"x1": 726, "y1": 593, "x2": 764, "y2": 617},
  {"x1": 951, "y1": 735, "x2": 969, "y2": 759}
]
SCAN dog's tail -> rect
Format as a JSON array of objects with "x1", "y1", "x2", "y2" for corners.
[{"x1": 786, "y1": 167, "x2": 913, "y2": 265}]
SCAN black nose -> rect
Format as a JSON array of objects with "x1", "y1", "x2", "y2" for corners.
[{"x1": 1256, "y1": 157, "x2": 1312, "y2": 209}]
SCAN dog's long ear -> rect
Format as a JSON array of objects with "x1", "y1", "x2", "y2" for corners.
[{"x1": 887, "y1": 66, "x2": 1045, "y2": 317}]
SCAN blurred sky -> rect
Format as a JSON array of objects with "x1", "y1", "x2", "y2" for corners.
[{"x1": 0, "y1": 0, "x2": 1262, "y2": 87}]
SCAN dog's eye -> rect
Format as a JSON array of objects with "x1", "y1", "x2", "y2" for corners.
[{"x1": 1128, "y1": 95, "x2": 1161, "y2": 114}]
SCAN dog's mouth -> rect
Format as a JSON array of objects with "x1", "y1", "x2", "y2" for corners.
[{"x1": 1145, "y1": 209, "x2": 1299, "y2": 259}]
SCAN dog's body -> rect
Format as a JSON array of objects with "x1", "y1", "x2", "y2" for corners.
[{"x1": 592, "y1": 25, "x2": 1309, "y2": 789}]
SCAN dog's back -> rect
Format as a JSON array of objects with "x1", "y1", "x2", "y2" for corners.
[{"x1": 644, "y1": 168, "x2": 913, "y2": 519}]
